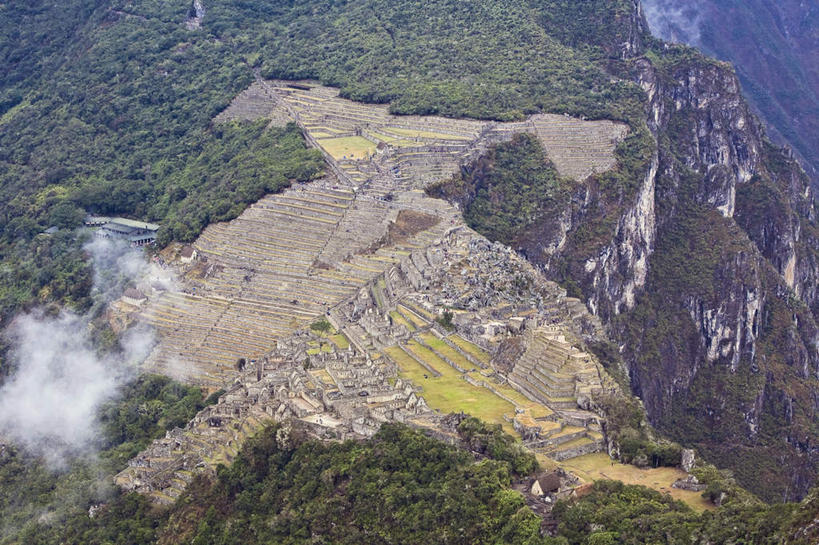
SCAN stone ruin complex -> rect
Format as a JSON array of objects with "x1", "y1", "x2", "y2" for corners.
[
  {"x1": 117, "y1": 331, "x2": 434, "y2": 504},
  {"x1": 116, "y1": 78, "x2": 630, "y2": 502}
]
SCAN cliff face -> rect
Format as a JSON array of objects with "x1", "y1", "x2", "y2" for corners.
[
  {"x1": 593, "y1": 13, "x2": 819, "y2": 501},
  {"x1": 643, "y1": 0, "x2": 819, "y2": 187},
  {"x1": 645, "y1": 54, "x2": 819, "y2": 319},
  {"x1": 443, "y1": 1, "x2": 819, "y2": 501}
]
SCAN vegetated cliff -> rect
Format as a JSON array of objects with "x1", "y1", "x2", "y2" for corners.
[
  {"x1": 435, "y1": 3, "x2": 819, "y2": 502},
  {"x1": 642, "y1": 0, "x2": 819, "y2": 187},
  {"x1": 611, "y1": 25, "x2": 819, "y2": 503}
]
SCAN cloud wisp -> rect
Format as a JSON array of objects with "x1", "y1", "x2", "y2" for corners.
[
  {"x1": 0, "y1": 237, "x2": 167, "y2": 466},
  {"x1": 642, "y1": 0, "x2": 704, "y2": 45}
]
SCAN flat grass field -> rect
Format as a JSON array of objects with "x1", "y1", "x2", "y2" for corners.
[
  {"x1": 416, "y1": 334, "x2": 551, "y2": 420},
  {"x1": 316, "y1": 136, "x2": 376, "y2": 159},
  {"x1": 385, "y1": 344, "x2": 517, "y2": 435},
  {"x1": 419, "y1": 333, "x2": 472, "y2": 369},
  {"x1": 386, "y1": 333, "x2": 556, "y2": 432},
  {"x1": 329, "y1": 334, "x2": 350, "y2": 350},
  {"x1": 561, "y1": 453, "x2": 715, "y2": 512}
]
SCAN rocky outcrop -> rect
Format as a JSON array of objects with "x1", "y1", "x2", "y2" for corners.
[
  {"x1": 454, "y1": 3, "x2": 819, "y2": 500},
  {"x1": 583, "y1": 151, "x2": 657, "y2": 319},
  {"x1": 639, "y1": 52, "x2": 819, "y2": 321},
  {"x1": 644, "y1": 0, "x2": 819, "y2": 187},
  {"x1": 185, "y1": 0, "x2": 205, "y2": 30}
]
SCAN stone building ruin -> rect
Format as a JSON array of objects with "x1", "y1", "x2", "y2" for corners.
[{"x1": 117, "y1": 79, "x2": 630, "y2": 502}]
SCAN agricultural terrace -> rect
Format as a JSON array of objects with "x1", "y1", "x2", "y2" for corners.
[
  {"x1": 397, "y1": 304, "x2": 430, "y2": 328},
  {"x1": 389, "y1": 311, "x2": 416, "y2": 332},
  {"x1": 316, "y1": 136, "x2": 377, "y2": 160},
  {"x1": 383, "y1": 127, "x2": 472, "y2": 141},
  {"x1": 418, "y1": 333, "x2": 472, "y2": 369},
  {"x1": 448, "y1": 334, "x2": 491, "y2": 365}
]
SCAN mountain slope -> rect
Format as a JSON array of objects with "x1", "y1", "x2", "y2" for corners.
[
  {"x1": 1, "y1": 0, "x2": 817, "y2": 504},
  {"x1": 11, "y1": 422, "x2": 819, "y2": 544},
  {"x1": 643, "y1": 0, "x2": 819, "y2": 186},
  {"x1": 430, "y1": 4, "x2": 819, "y2": 501}
]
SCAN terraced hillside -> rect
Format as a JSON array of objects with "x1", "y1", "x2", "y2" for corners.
[
  {"x1": 141, "y1": 183, "x2": 457, "y2": 388},
  {"x1": 120, "y1": 79, "x2": 637, "y2": 501},
  {"x1": 224, "y1": 79, "x2": 628, "y2": 188},
  {"x1": 141, "y1": 80, "x2": 627, "y2": 390}
]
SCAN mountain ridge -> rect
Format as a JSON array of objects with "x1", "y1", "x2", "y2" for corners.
[{"x1": 0, "y1": 2, "x2": 817, "y2": 539}]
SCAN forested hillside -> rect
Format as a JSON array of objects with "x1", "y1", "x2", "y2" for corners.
[
  {"x1": 8, "y1": 421, "x2": 819, "y2": 545},
  {"x1": 0, "y1": 0, "x2": 324, "y2": 323},
  {"x1": 1, "y1": 0, "x2": 819, "y2": 539},
  {"x1": 0, "y1": 375, "x2": 218, "y2": 542}
]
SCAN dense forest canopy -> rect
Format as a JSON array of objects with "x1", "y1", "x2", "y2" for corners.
[
  {"x1": 0, "y1": 0, "x2": 651, "y2": 324},
  {"x1": 6, "y1": 421, "x2": 817, "y2": 545}
]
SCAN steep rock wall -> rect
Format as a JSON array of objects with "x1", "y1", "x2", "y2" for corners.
[
  {"x1": 426, "y1": 0, "x2": 819, "y2": 500},
  {"x1": 617, "y1": 44, "x2": 819, "y2": 500},
  {"x1": 607, "y1": 25, "x2": 819, "y2": 500}
]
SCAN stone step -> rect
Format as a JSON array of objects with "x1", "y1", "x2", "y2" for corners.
[{"x1": 526, "y1": 426, "x2": 586, "y2": 449}]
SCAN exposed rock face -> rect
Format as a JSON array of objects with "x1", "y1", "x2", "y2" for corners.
[
  {"x1": 644, "y1": 0, "x2": 819, "y2": 187},
  {"x1": 582, "y1": 151, "x2": 658, "y2": 319},
  {"x1": 682, "y1": 253, "x2": 762, "y2": 371},
  {"x1": 642, "y1": 54, "x2": 819, "y2": 320},
  {"x1": 595, "y1": 17, "x2": 819, "y2": 500},
  {"x1": 439, "y1": 2, "x2": 819, "y2": 500},
  {"x1": 612, "y1": 30, "x2": 817, "y2": 500},
  {"x1": 680, "y1": 448, "x2": 695, "y2": 472},
  {"x1": 185, "y1": 0, "x2": 205, "y2": 30}
]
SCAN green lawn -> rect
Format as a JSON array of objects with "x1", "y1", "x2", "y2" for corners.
[
  {"x1": 404, "y1": 339, "x2": 448, "y2": 373},
  {"x1": 397, "y1": 305, "x2": 430, "y2": 327},
  {"x1": 418, "y1": 334, "x2": 553, "y2": 421},
  {"x1": 561, "y1": 453, "x2": 715, "y2": 513},
  {"x1": 316, "y1": 136, "x2": 377, "y2": 159},
  {"x1": 449, "y1": 335, "x2": 491, "y2": 364},
  {"x1": 385, "y1": 344, "x2": 516, "y2": 435},
  {"x1": 390, "y1": 311, "x2": 416, "y2": 332},
  {"x1": 329, "y1": 334, "x2": 350, "y2": 350},
  {"x1": 419, "y1": 333, "x2": 472, "y2": 369}
]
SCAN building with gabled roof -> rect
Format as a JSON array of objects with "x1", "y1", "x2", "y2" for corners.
[{"x1": 86, "y1": 216, "x2": 159, "y2": 246}]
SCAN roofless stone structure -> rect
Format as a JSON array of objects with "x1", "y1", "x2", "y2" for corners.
[{"x1": 117, "y1": 80, "x2": 629, "y2": 502}]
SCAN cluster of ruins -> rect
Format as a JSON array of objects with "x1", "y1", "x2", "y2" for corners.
[
  {"x1": 116, "y1": 78, "x2": 630, "y2": 502},
  {"x1": 117, "y1": 330, "x2": 433, "y2": 503}
]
